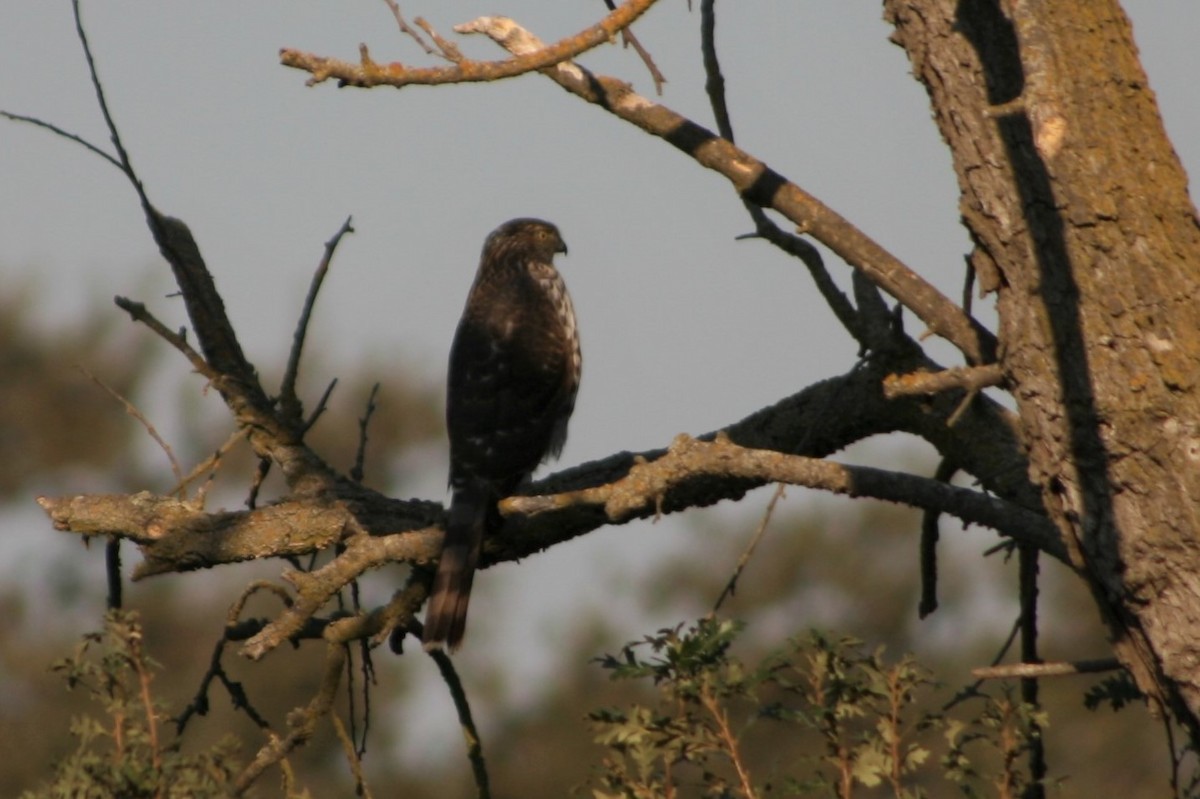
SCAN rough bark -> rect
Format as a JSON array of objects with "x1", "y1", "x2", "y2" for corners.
[{"x1": 886, "y1": 0, "x2": 1200, "y2": 736}]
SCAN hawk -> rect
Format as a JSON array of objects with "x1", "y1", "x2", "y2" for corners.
[{"x1": 423, "y1": 218, "x2": 581, "y2": 650}]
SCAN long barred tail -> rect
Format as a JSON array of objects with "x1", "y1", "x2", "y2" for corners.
[{"x1": 423, "y1": 481, "x2": 490, "y2": 651}]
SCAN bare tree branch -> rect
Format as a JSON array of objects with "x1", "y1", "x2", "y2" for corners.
[
  {"x1": 382, "y1": 0, "x2": 439, "y2": 59},
  {"x1": 711, "y1": 483, "x2": 785, "y2": 615},
  {"x1": 414, "y1": 17, "x2": 464, "y2": 64},
  {"x1": 279, "y1": 0, "x2": 660, "y2": 89},
  {"x1": 884, "y1": 363, "x2": 1006, "y2": 398},
  {"x1": 443, "y1": 16, "x2": 997, "y2": 365},
  {"x1": 972, "y1": 659, "x2": 1122, "y2": 680},
  {"x1": 602, "y1": 0, "x2": 666, "y2": 94},
  {"x1": 38, "y1": 341, "x2": 1045, "y2": 588},
  {"x1": 0, "y1": 110, "x2": 122, "y2": 170},
  {"x1": 429, "y1": 648, "x2": 492, "y2": 798},
  {"x1": 351, "y1": 383, "x2": 381, "y2": 484},
  {"x1": 280, "y1": 216, "x2": 355, "y2": 428},
  {"x1": 78, "y1": 363, "x2": 183, "y2": 486},
  {"x1": 284, "y1": 13, "x2": 994, "y2": 362},
  {"x1": 505, "y1": 433, "x2": 1064, "y2": 561},
  {"x1": 233, "y1": 644, "x2": 347, "y2": 794},
  {"x1": 240, "y1": 531, "x2": 435, "y2": 660},
  {"x1": 918, "y1": 458, "x2": 958, "y2": 619},
  {"x1": 698, "y1": 0, "x2": 864, "y2": 345}
]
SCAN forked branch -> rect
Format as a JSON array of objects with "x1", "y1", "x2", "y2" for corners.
[{"x1": 279, "y1": 0, "x2": 660, "y2": 88}]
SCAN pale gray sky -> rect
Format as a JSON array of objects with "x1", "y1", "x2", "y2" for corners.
[{"x1": 2, "y1": 0, "x2": 1197, "y2": 767}]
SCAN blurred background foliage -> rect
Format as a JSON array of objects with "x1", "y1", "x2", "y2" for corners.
[{"x1": 0, "y1": 277, "x2": 1179, "y2": 797}]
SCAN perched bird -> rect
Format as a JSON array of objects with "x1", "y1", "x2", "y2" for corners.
[{"x1": 424, "y1": 218, "x2": 581, "y2": 651}]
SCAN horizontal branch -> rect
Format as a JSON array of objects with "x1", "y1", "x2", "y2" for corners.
[
  {"x1": 278, "y1": 0, "x2": 658, "y2": 88},
  {"x1": 972, "y1": 658, "x2": 1122, "y2": 680},
  {"x1": 39, "y1": 349, "x2": 1052, "y2": 657},
  {"x1": 505, "y1": 433, "x2": 1064, "y2": 560},
  {"x1": 884, "y1": 363, "x2": 1006, "y2": 398},
  {"x1": 40, "y1": 349, "x2": 1049, "y2": 576},
  {"x1": 35, "y1": 490, "x2": 443, "y2": 580}
]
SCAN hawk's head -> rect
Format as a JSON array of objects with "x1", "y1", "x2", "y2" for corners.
[{"x1": 484, "y1": 218, "x2": 568, "y2": 264}]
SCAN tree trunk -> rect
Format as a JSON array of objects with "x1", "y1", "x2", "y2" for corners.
[{"x1": 885, "y1": 0, "x2": 1200, "y2": 737}]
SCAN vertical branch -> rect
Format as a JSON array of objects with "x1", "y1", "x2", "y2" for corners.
[
  {"x1": 73, "y1": 0, "x2": 250, "y2": 378},
  {"x1": 332, "y1": 713, "x2": 376, "y2": 799},
  {"x1": 280, "y1": 216, "x2": 355, "y2": 428},
  {"x1": 919, "y1": 459, "x2": 959, "y2": 618},
  {"x1": 351, "y1": 383, "x2": 382, "y2": 484},
  {"x1": 698, "y1": 0, "x2": 864, "y2": 345},
  {"x1": 429, "y1": 648, "x2": 491, "y2": 799},
  {"x1": 71, "y1": 0, "x2": 140, "y2": 190},
  {"x1": 1018, "y1": 546, "x2": 1046, "y2": 797},
  {"x1": 105, "y1": 538, "x2": 122, "y2": 610},
  {"x1": 700, "y1": 0, "x2": 733, "y2": 139}
]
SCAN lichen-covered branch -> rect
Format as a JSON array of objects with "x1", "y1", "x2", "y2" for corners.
[
  {"x1": 883, "y1": 363, "x2": 1006, "y2": 398},
  {"x1": 506, "y1": 433, "x2": 1064, "y2": 561},
  {"x1": 41, "y1": 345, "x2": 1037, "y2": 563}
]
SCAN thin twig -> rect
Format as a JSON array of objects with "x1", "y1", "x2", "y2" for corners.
[
  {"x1": 701, "y1": 0, "x2": 863, "y2": 346},
  {"x1": 302, "y1": 377, "x2": 339, "y2": 435},
  {"x1": 234, "y1": 644, "x2": 348, "y2": 795},
  {"x1": 943, "y1": 616, "x2": 1023, "y2": 712},
  {"x1": 280, "y1": 216, "x2": 354, "y2": 429},
  {"x1": 128, "y1": 632, "x2": 162, "y2": 772},
  {"x1": 175, "y1": 634, "x2": 271, "y2": 734},
  {"x1": 77, "y1": 363, "x2": 183, "y2": 485},
  {"x1": 1019, "y1": 545, "x2": 1047, "y2": 796},
  {"x1": 113, "y1": 296, "x2": 216, "y2": 380},
  {"x1": 700, "y1": 0, "x2": 733, "y2": 140},
  {"x1": 711, "y1": 483, "x2": 785, "y2": 615},
  {"x1": 351, "y1": 383, "x2": 381, "y2": 484},
  {"x1": 415, "y1": 17, "x2": 464, "y2": 62},
  {"x1": 946, "y1": 388, "x2": 981, "y2": 427},
  {"x1": 429, "y1": 648, "x2": 491, "y2": 799},
  {"x1": 228, "y1": 580, "x2": 296, "y2": 624},
  {"x1": 71, "y1": 0, "x2": 140, "y2": 190},
  {"x1": 962, "y1": 253, "x2": 977, "y2": 316},
  {"x1": 700, "y1": 688, "x2": 758, "y2": 799},
  {"x1": 1163, "y1": 707, "x2": 1183, "y2": 799},
  {"x1": 601, "y1": 0, "x2": 665, "y2": 93},
  {"x1": 382, "y1": 0, "x2": 439, "y2": 58},
  {"x1": 355, "y1": 637, "x2": 375, "y2": 760},
  {"x1": 169, "y1": 426, "x2": 251, "y2": 500},
  {"x1": 332, "y1": 712, "x2": 375, "y2": 799},
  {"x1": 0, "y1": 111, "x2": 122, "y2": 170}
]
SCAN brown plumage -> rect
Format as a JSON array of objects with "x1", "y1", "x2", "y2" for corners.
[{"x1": 423, "y1": 218, "x2": 581, "y2": 651}]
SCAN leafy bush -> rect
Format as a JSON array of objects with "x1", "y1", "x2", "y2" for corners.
[
  {"x1": 586, "y1": 619, "x2": 1046, "y2": 799},
  {"x1": 22, "y1": 610, "x2": 242, "y2": 799}
]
